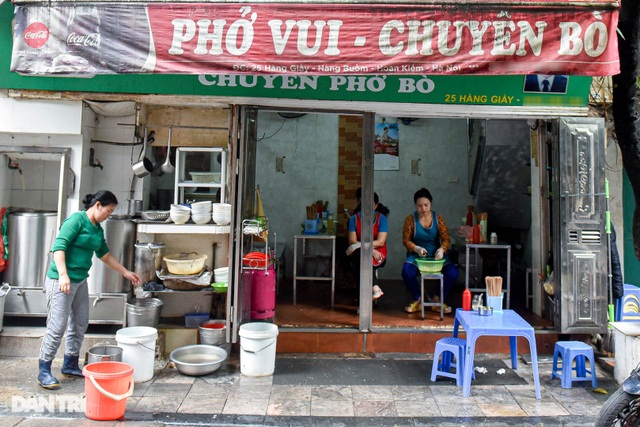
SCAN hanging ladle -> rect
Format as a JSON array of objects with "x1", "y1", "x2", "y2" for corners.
[{"x1": 161, "y1": 126, "x2": 175, "y2": 174}]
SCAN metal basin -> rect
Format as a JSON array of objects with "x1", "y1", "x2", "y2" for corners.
[{"x1": 169, "y1": 344, "x2": 227, "y2": 376}]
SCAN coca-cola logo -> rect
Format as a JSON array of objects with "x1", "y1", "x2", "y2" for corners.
[
  {"x1": 23, "y1": 23, "x2": 49, "y2": 49},
  {"x1": 66, "y1": 32, "x2": 100, "y2": 47}
]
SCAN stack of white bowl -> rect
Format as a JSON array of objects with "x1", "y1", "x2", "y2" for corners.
[
  {"x1": 211, "y1": 203, "x2": 232, "y2": 225},
  {"x1": 170, "y1": 204, "x2": 191, "y2": 224},
  {"x1": 213, "y1": 266, "x2": 229, "y2": 283},
  {"x1": 191, "y1": 201, "x2": 212, "y2": 225}
]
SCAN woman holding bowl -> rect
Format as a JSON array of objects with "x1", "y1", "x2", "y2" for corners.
[{"x1": 402, "y1": 188, "x2": 458, "y2": 314}]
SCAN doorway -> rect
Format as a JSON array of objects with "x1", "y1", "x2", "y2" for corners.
[{"x1": 237, "y1": 109, "x2": 555, "y2": 334}]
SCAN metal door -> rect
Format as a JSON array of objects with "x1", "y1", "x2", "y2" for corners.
[
  {"x1": 553, "y1": 117, "x2": 608, "y2": 334},
  {"x1": 229, "y1": 106, "x2": 259, "y2": 343}
]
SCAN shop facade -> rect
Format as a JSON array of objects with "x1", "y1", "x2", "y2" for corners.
[{"x1": 0, "y1": 0, "x2": 626, "y2": 350}]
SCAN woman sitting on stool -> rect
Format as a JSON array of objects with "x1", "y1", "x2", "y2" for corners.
[{"x1": 402, "y1": 188, "x2": 458, "y2": 314}]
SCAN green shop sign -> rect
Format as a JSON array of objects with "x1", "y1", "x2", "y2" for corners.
[{"x1": 0, "y1": 2, "x2": 590, "y2": 108}]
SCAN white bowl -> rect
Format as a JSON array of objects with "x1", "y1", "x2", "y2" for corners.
[
  {"x1": 170, "y1": 212, "x2": 190, "y2": 224},
  {"x1": 214, "y1": 267, "x2": 229, "y2": 274},
  {"x1": 191, "y1": 201, "x2": 212, "y2": 209},
  {"x1": 192, "y1": 208, "x2": 212, "y2": 214},
  {"x1": 171, "y1": 204, "x2": 191, "y2": 212},
  {"x1": 192, "y1": 216, "x2": 211, "y2": 225},
  {"x1": 211, "y1": 203, "x2": 232, "y2": 211},
  {"x1": 212, "y1": 217, "x2": 231, "y2": 226}
]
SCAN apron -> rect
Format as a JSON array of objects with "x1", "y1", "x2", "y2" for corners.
[
  {"x1": 406, "y1": 211, "x2": 448, "y2": 265},
  {"x1": 355, "y1": 212, "x2": 387, "y2": 267}
]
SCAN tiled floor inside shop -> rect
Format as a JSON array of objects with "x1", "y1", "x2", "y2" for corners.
[{"x1": 273, "y1": 276, "x2": 552, "y2": 331}]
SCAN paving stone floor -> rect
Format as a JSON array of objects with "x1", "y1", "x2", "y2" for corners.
[{"x1": 0, "y1": 353, "x2": 617, "y2": 426}]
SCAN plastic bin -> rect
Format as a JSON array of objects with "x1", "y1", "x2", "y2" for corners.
[{"x1": 620, "y1": 284, "x2": 640, "y2": 321}]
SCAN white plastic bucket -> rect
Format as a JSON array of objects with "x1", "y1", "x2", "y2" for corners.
[
  {"x1": 115, "y1": 326, "x2": 157, "y2": 383},
  {"x1": 238, "y1": 322, "x2": 278, "y2": 376}
]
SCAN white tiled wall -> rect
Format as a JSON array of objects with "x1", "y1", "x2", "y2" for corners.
[{"x1": 0, "y1": 98, "x2": 85, "y2": 215}]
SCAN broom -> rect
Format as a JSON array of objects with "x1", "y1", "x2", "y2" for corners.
[{"x1": 602, "y1": 178, "x2": 615, "y2": 357}]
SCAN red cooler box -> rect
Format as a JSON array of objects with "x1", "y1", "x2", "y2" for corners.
[{"x1": 250, "y1": 266, "x2": 276, "y2": 320}]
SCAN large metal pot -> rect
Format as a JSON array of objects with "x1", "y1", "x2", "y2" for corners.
[
  {"x1": 134, "y1": 242, "x2": 166, "y2": 285},
  {"x1": 87, "y1": 215, "x2": 136, "y2": 294},
  {"x1": 87, "y1": 343, "x2": 123, "y2": 364},
  {"x1": 5, "y1": 211, "x2": 57, "y2": 288}
]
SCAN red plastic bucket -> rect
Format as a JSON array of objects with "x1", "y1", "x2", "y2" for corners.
[{"x1": 83, "y1": 361, "x2": 134, "y2": 421}]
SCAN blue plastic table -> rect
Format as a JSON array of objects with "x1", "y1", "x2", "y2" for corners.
[{"x1": 453, "y1": 308, "x2": 541, "y2": 398}]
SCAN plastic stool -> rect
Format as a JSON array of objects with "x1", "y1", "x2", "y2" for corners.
[
  {"x1": 551, "y1": 341, "x2": 597, "y2": 389},
  {"x1": 431, "y1": 337, "x2": 474, "y2": 386},
  {"x1": 421, "y1": 273, "x2": 444, "y2": 320}
]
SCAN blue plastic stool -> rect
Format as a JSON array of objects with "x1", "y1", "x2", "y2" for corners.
[
  {"x1": 431, "y1": 337, "x2": 474, "y2": 386},
  {"x1": 551, "y1": 341, "x2": 597, "y2": 389}
]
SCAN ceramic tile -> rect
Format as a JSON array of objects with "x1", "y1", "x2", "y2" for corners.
[
  {"x1": 16, "y1": 419, "x2": 116, "y2": 427},
  {"x1": 133, "y1": 395, "x2": 182, "y2": 413},
  {"x1": 468, "y1": 386, "x2": 517, "y2": 405},
  {"x1": 269, "y1": 385, "x2": 312, "y2": 402},
  {"x1": 267, "y1": 399, "x2": 311, "y2": 416},
  {"x1": 228, "y1": 384, "x2": 272, "y2": 400},
  {"x1": 351, "y1": 385, "x2": 393, "y2": 401},
  {"x1": 152, "y1": 369, "x2": 197, "y2": 384},
  {"x1": 0, "y1": 416, "x2": 30, "y2": 427},
  {"x1": 518, "y1": 399, "x2": 570, "y2": 417},
  {"x1": 130, "y1": 382, "x2": 151, "y2": 397},
  {"x1": 222, "y1": 397, "x2": 269, "y2": 415},
  {"x1": 391, "y1": 385, "x2": 433, "y2": 401},
  {"x1": 177, "y1": 395, "x2": 226, "y2": 414},
  {"x1": 188, "y1": 380, "x2": 233, "y2": 396},
  {"x1": 143, "y1": 382, "x2": 191, "y2": 397},
  {"x1": 125, "y1": 396, "x2": 141, "y2": 411},
  {"x1": 353, "y1": 400, "x2": 397, "y2": 417},
  {"x1": 478, "y1": 403, "x2": 527, "y2": 417},
  {"x1": 434, "y1": 400, "x2": 485, "y2": 418},
  {"x1": 311, "y1": 385, "x2": 353, "y2": 400},
  {"x1": 561, "y1": 401, "x2": 603, "y2": 416},
  {"x1": 310, "y1": 399, "x2": 354, "y2": 417},
  {"x1": 395, "y1": 399, "x2": 441, "y2": 417}
]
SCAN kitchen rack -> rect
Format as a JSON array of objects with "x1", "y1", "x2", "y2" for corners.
[
  {"x1": 241, "y1": 218, "x2": 276, "y2": 272},
  {"x1": 174, "y1": 147, "x2": 227, "y2": 204}
]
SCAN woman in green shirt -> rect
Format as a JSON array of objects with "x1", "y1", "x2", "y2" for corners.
[{"x1": 38, "y1": 191, "x2": 141, "y2": 389}]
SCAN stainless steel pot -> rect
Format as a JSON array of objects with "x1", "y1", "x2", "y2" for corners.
[
  {"x1": 132, "y1": 127, "x2": 153, "y2": 178},
  {"x1": 87, "y1": 343, "x2": 123, "y2": 364},
  {"x1": 88, "y1": 215, "x2": 136, "y2": 294},
  {"x1": 5, "y1": 211, "x2": 57, "y2": 288},
  {"x1": 134, "y1": 242, "x2": 166, "y2": 284},
  {"x1": 127, "y1": 199, "x2": 143, "y2": 217}
]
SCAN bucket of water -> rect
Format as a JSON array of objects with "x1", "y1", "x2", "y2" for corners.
[
  {"x1": 239, "y1": 322, "x2": 278, "y2": 376},
  {"x1": 115, "y1": 326, "x2": 158, "y2": 382},
  {"x1": 83, "y1": 361, "x2": 134, "y2": 421}
]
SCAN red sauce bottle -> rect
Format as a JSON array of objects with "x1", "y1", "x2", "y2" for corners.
[
  {"x1": 472, "y1": 224, "x2": 481, "y2": 244},
  {"x1": 462, "y1": 288, "x2": 472, "y2": 311}
]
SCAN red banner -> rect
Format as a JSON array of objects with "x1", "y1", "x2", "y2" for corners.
[{"x1": 11, "y1": 3, "x2": 620, "y2": 76}]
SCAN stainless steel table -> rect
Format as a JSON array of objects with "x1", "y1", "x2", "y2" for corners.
[
  {"x1": 464, "y1": 243, "x2": 511, "y2": 309},
  {"x1": 293, "y1": 234, "x2": 336, "y2": 307}
]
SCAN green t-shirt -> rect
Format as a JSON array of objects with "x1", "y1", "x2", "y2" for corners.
[{"x1": 46, "y1": 211, "x2": 110, "y2": 282}]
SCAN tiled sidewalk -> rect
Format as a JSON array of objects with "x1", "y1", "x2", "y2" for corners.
[{"x1": 0, "y1": 353, "x2": 615, "y2": 426}]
